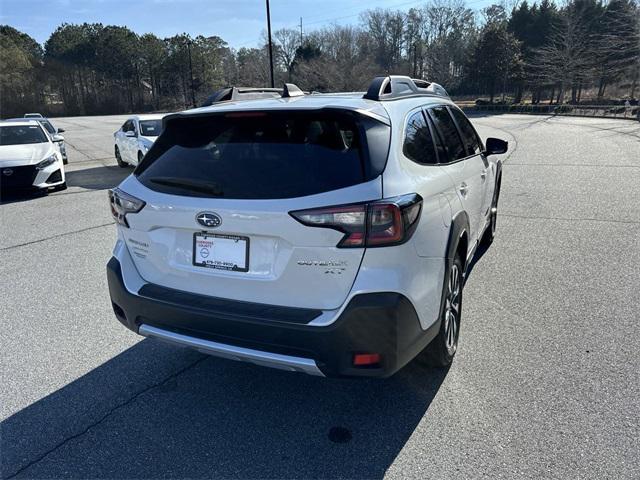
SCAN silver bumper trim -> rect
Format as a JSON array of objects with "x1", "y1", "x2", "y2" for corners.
[{"x1": 138, "y1": 324, "x2": 324, "y2": 376}]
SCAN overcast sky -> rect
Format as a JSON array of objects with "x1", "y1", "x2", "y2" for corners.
[{"x1": 0, "y1": 0, "x2": 494, "y2": 48}]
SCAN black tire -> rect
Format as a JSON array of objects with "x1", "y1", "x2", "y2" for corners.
[
  {"x1": 115, "y1": 146, "x2": 127, "y2": 168},
  {"x1": 422, "y1": 254, "x2": 464, "y2": 367},
  {"x1": 138, "y1": 151, "x2": 144, "y2": 165}
]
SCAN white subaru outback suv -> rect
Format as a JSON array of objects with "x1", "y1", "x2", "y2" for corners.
[{"x1": 107, "y1": 76, "x2": 507, "y2": 378}]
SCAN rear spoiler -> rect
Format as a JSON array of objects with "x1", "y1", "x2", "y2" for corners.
[{"x1": 163, "y1": 105, "x2": 390, "y2": 128}]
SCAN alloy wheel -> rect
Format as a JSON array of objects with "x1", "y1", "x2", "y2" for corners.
[{"x1": 443, "y1": 263, "x2": 461, "y2": 353}]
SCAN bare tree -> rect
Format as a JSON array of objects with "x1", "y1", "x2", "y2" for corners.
[
  {"x1": 295, "y1": 25, "x2": 376, "y2": 91},
  {"x1": 273, "y1": 28, "x2": 300, "y2": 82},
  {"x1": 595, "y1": 0, "x2": 640, "y2": 99},
  {"x1": 421, "y1": 0, "x2": 476, "y2": 88},
  {"x1": 360, "y1": 9, "x2": 405, "y2": 73},
  {"x1": 530, "y1": 8, "x2": 591, "y2": 104}
]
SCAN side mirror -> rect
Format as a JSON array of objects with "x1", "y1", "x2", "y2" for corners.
[
  {"x1": 484, "y1": 137, "x2": 508, "y2": 156},
  {"x1": 57, "y1": 128, "x2": 65, "y2": 133},
  {"x1": 52, "y1": 134, "x2": 64, "y2": 143},
  {"x1": 125, "y1": 130, "x2": 136, "y2": 137}
]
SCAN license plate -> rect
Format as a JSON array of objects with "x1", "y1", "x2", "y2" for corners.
[{"x1": 193, "y1": 233, "x2": 249, "y2": 272}]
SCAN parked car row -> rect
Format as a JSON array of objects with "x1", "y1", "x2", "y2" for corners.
[{"x1": 0, "y1": 111, "x2": 168, "y2": 198}]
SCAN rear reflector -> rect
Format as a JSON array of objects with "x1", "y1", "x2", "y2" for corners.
[
  {"x1": 290, "y1": 194, "x2": 422, "y2": 248},
  {"x1": 353, "y1": 353, "x2": 381, "y2": 366}
]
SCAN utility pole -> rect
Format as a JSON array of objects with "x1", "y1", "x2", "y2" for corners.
[
  {"x1": 187, "y1": 40, "x2": 196, "y2": 107},
  {"x1": 299, "y1": 17, "x2": 303, "y2": 44},
  {"x1": 266, "y1": 0, "x2": 275, "y2": 88}
]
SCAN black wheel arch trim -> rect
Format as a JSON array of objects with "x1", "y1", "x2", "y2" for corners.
[
  {"x1": 445, "y1": 211, "x2": 470, "y2": 263},
  {"x1": 493, "y1": 162, "x2": 503, "y2": 206}
]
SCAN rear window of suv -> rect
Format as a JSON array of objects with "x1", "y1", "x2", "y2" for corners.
[{"x1": 136, "y1": 110, "x2": 387, "y2": 199}]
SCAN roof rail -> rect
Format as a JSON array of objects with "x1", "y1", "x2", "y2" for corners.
[
  {"x1": 363, "y1": 76, "x2": 449, "y2": 101},
  {"x1": 201, "y1": 83, "x2": 307, "y2": 106}
]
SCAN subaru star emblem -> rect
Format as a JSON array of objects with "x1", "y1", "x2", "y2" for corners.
[
  {"x1": 2, "y1": 169, "x2": 13, "y2": 176},
  {"x1": 196, "y1": 212, "x2": 222, "y2": 228}
]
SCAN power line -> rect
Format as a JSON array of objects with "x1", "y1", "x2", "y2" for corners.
[
  {"x1": 301, "y1": 0, "x2": 425, "y2": 27},
  {"x1": 299, "y1": 0, "x2": 428, "y2": 24},
  {"x1": 230, "y1": 0, "x2": 492, "y2": 50},
  {"x1": 231, "y1": 0, "x2": 424, "y2": 49}
]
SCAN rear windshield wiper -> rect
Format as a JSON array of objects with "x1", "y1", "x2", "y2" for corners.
[{"x1": 148, "y1": 176, "x2": 224, "y2": 196}]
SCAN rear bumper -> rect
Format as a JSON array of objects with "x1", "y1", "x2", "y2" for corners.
[{"x1": 107, "y1": 257, "x2": 439, "y2": 378}]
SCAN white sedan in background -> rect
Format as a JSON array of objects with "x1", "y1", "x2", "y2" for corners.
[
  {"x1": 114, "y1": 114, "x2": 165, "y2": 168},
  {"x1": 0, "y1": 120, "x2": 66, "y2": 194}
]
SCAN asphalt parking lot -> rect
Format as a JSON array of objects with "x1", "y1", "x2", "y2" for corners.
[{"x1": 1, "y1": 113, "x2": 639, "y2": 479}]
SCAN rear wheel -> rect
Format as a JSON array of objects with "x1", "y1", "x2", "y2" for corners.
[
  {"x1": 423, "y1": 254, "x2": 463, "y2": 367},
  {"x1": 115, "y1": 145, "x2": 127, "y2": 168}
]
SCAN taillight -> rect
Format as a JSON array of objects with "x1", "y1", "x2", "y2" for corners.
[
  {"x1": 108, "y1": 188, "x2": 145, "y2": 228},
  {"x1": 290, "y1": 194, "x2": 422, "y2": 248},
  {"x1": 289, "y1": 203, "x2": 367, "y2": 247}
]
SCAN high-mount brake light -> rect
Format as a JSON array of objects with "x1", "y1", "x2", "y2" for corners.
[
  {"x1": 108, "y1": 188, "x2": 145, "y2": 228},
  {"x1": 224, "y1": 112, "x2": 267, "y2": 118},
  {"x1": 290, "y1": 194, "x2": 422, "y2": 248}
]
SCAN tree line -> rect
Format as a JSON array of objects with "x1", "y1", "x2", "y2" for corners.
[{"x1": 1, "y1": 0, "x2": 638, "y2": 118}]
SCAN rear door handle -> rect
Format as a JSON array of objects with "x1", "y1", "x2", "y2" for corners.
[
  {"x1": 480, "y1": 169, "x2": 487, "y2": 180},
  {"x1": 459, "y1": 182, "x2": 468, "y2": 196}
]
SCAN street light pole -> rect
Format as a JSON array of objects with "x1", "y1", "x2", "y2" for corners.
[
  {"x1": 266, "y1": 0, "x2": 275, "y2": 88},
  {"x1": 187, "y1": 40, "x2": 196, "y2": 107}
]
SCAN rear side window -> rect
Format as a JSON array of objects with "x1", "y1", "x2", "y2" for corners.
[
  {"x1": 428, "y1": 107, "x2": 467, "y2": 162},
  {"x1": 136, "y1": 110, "x2": 386, "y2": 199},
  {"x1": 38, "y1": 120, "x2": 56, "y2": 134},
  {"x1": 449, "y1": 108, "x2": 482, "y2": 155},
  {"x1": 429, "y1": 114, "x2": 447, "y2": 162},
  {"x1": 139, "y1": 120, "x2": 162, "y2": 136},
  {"x1": 403, "y1": 111, "x2": 437, "y2": 165}
]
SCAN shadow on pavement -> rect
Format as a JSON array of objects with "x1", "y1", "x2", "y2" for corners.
[
  {"x1": 0, "y1": 189, "x2": 48, "y2": 205},
  {"x1": 465, "y1": 237, "x2": 491, "y2": 281},
  {"x1": 65, "y1": 165, "x2": 131, "y2": 190},
  {"x1": 0, "y1": 166, "x2": 130, "y2": 204},
  {"x1": 2, "y1": 339, "x2": 448, "y2": 479}
]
